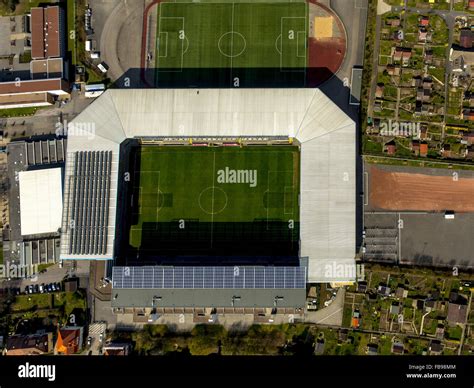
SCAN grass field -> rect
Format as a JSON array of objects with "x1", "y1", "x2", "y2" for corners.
[
  {"x1": 128, "y1": 146, "x2": 300, "y2": 258},
  {"x1": 153, "y1": 1, "x2": 308, "y2": 87}
]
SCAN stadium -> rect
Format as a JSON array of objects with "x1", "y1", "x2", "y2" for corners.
[{"x1": 59, "y1": 88, "x2": 356, "y2": 311}]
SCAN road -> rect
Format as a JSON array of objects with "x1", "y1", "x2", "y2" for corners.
[
  {"x1": 98, "y1": 0, "x2": 145, "y2": 82},
  {"x1": 458, "y1": 290, "x2": 473, "y2": 355}
]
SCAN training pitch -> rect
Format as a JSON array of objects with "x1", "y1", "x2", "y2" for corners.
[
  {"x1": 128, "y1": 146, "x2": 300, "y2": 259},
  {"x1": 153, "y1": 1, "x2": 308, "y2": 84}
]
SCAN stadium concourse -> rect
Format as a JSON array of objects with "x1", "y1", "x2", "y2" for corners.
[{"x1": 59, "y1": 89, "x2": 356, "y2": 310}]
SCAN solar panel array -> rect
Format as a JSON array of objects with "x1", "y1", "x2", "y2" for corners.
[
  {"x1": 112, "y1": 266, "x2": 306, "y2": 289},
  {"x1": 67, "y1": 151, "x2": 112, "y2": 255}
]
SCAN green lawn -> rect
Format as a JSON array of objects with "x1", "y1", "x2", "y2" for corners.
[
  {"x1": 155, "y1": 2, "x2": 307, "y2": 70},
  {"x1": 129, "y1": 146, "x2": 300, "y2": 257},
  {"x1": 0, "y1": 107, "x2": 41, "y2": 118},
  {"x1": 67, "y1": 0, "x2": 77, "y2": 65}
]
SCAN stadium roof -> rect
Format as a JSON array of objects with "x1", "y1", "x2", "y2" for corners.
[
  {"x1": 62, "y1": 89, "x2": 356, "y2": 283},
  {"x1": 19, "y1": 168, "x2": 63, "y2": 236}
]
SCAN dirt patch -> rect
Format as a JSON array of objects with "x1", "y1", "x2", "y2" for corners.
[{"x1": 369, "y1": 166, "x2": 474, "y2": 212}]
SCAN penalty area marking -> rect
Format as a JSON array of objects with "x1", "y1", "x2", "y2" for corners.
[
  {"x1": 156, "y1": 5, "x2": 185, "y2": 72},
  {"x1": 279, "y1": 16, "x2": 306, "y2": 73}
]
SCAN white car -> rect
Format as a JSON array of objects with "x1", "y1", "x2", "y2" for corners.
[{"x1": 99, "y1": 333, "x2": 103, "y2": 343}]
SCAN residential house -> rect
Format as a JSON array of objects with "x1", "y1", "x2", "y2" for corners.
[
  {"x1": 420, "y1": 16, "x2": 429, "y2": 27},
  {"x1": 385, "y1": 140, "x2": 397, "y2": 155},
  {"x1": 420, "y1": 125, "x2": 429, "y2": 140},
  {"x1": 377, "y1": 285, "x2": 391, "y2": 296},
  {"x1": 411, "y1": 140, "x2": 420, "y2": 155},
  {"x1": 466, "y1": 145, "x2": 474, "y2": 160},
  {"x1": 391, "y1": 342, "x2": 404, "y2": 354},
  {"x1": 352, "y1": 310, "x2": 361, "y2": 329},
  {"x1": 395, "y1": 287, "x2": 408, "y2": 299},
  {"x1": 413, "y1": 299, "x2": 425, "y2": 310},
  {"x1": 393, "y1": 47, "x2": 412, "y2": 66},
  {"x1": 463, "y1": 109, "x2": 474, "y2": 121},
  {"x1": 441, "y1": 143, "x2": 452, "y2": 158},
  {"x1": 375, "y1": 84, "x2": 385, "y2": 99},
  {"x1": 357, "y1": 281, "x2": 368, "y2": 293},
  {"x1": 436, "y1": 324, "x2": 445, "y2": 340},
  {"x1": 429, "y1": 340, "x2": 443, "y2": 355},
  {"x1": 390, "y1": 302, "x2": 401, "y2": 315},
  {"x1": 418, "y1": 28, "x2": 428, "y2": 43},
  {"x1": 367, "y1": 344, "x2": 378, "y2": 355},
  {"x1": 55, "y1": 326, "x2": 84, "y2": 355},
  {"x1": 425, "y1": 49, "x2": 433, "y2": 64},
  {"x1": 386, "y1": 64, "x2": 401, "y2": 76},
  {"x1": 390, "y1": 18, "x2": 401, "y2": 27},
  {"x1": 425, "y1": 299, "x2": 436, "y2": 312},
  {"x1": 420, "y1": 143, "x2": 428, "y2": 157},
  {"x1": 103, "y1": 343, "x2": 131, "y2": 356},
  {"x1": 6, "y1": 333, "x2": 53, "y2": 355},
  {"x1": 314, "y1": 340, "x2": 325, "y2": 355},
  {"x1": 447, "y1": 302, "x2": 468, "y2": 326},
  {"x1": 460, "y1": 29, "x2": 473, "y2": 49},
  {"x1": 338, "y1": 329, "x2": 349, "y2": 343}
]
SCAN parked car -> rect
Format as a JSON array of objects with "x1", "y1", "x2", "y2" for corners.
[
  {"x1": 33, "y1": 284, "x2": 39, "y2": 293},
  {"x1": 46, "y1": 284, "x2": 52, "y2": 293},
  {"x1": 39, "y1": 284, "x2": 44, "y2": 293},
  {"x1": 55, "y1": 282, "x2": 61, "y2": 291},
  {"x1": 99, "y1": 333, "x2": 103, "y2": 343},
  {"x1": 87, "y1": 336, "x2": 92, "y2": 346},
  {"x1": 28, "y1": 285, "x2": 34, "y2": 294},
  {"x1": 51, "y1": 283, "x2": 56, "y2": 292},
  {"x1": 24, "y1": 286, "x2": 29, "y2": 294}
]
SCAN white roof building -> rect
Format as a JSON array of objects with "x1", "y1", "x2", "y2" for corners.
[
  {"x1": 61, "y1": 89, "x2": 356, "y2": 283},
  {"x1": 19, "y1": 168, "x2": 63, "y2": 236}
]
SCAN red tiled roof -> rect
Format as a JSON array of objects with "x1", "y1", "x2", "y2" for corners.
[
  {"x1": 56, "y1": 328, "x2": 82, "y2": 355},
  {"x1": 31, "y1": 6, "x2": 60, "y2": 59},
  {"x1": 0, "y1": 79, "x2": 67, "y2": 95},
  {"x1": 31, "y1": 8, "x2": 44, "y2": 59},
  {"x1": 420, "y1": 143, "x2": 428, "y2": 156}
]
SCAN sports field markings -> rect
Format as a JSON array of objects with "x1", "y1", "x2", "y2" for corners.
[
  {"x1": 296, "y1": 31, "x2": 306, "y2": 58},
  {"x1": 218, "y1": 31, "x2": 247, "y2": 58},
  {"x1": 284, "y1": 186, "x2": 295, "y2": 215},
  {"x1": 275, "y1": 35, "x2": 282, "y2": 55},
  {"x1": 198, "y1": 186, "x2": 228, "y2": 215},
  {"x1": 157, "y1": 32, "x2": 168, "y2": 58},
  {"x1": 211, "y1": 152, "x2": 216, "y2": 247},
  {"x1": 280, "y1": 16, "x2": 306, "y2": 72},
  {"x1": 156, "y1": 2, "x2": 185, "y2": 72}
]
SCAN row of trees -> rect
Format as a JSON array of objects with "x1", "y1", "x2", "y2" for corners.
[{"x1": 129, "y1": 323, "x2": 316, "y2": 356}]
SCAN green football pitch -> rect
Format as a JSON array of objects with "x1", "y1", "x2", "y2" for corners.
[
  {"x1": 154, "y1": 2, "x2": 308, "y2": 71},
  {"x1": 128, "y1": 146, "x2": 300, "y2": 256}
]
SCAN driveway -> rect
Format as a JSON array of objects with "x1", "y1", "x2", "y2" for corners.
[{"x1": 304, "y1": 287, "x2": 346, "y2": 326}]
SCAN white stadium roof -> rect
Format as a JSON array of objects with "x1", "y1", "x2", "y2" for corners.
[
  {"x1": 19, "y1": 168, "x2": 63, "y2": 236},
  {"x1": 62, "y1": 89, "x2": 356, "y2": 282}
]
